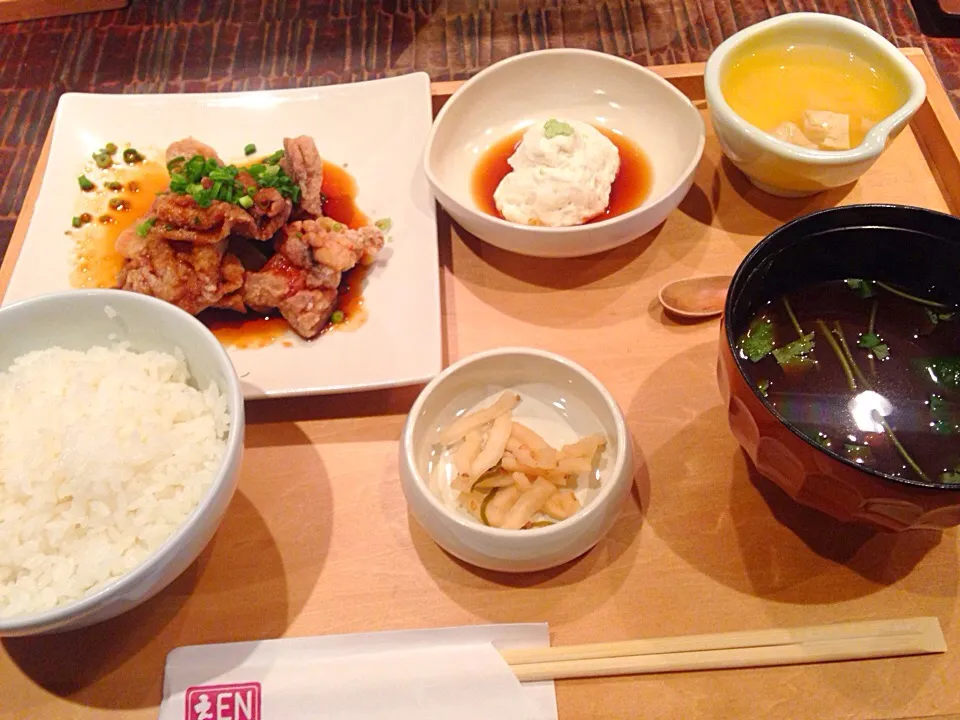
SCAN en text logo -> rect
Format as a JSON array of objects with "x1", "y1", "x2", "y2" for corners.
[{"x1": 185, "y1": 682, "x2": 261, "y2": 720}]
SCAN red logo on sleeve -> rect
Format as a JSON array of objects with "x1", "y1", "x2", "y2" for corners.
[{"x1": 185, "y1": 683, "x2": 261, "y2": 720}]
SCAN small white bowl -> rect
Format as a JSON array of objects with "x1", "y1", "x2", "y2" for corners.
[
  {"x1": 425, "y1": 49, "x2": 705, "y2": 258},
  {"x1": 704, "y1": 13, "x2": 926, "y2": 197},
  {"x1": 399, "y1": 347, "x2": 633, "y2": 573},
  {"x1": 0, "y1": 290, "x2": 244, "y2": 636}
]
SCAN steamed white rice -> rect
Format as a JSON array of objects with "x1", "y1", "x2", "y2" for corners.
[{"x1": 0, "y1": 344, "x2": 229, "y2": 619}]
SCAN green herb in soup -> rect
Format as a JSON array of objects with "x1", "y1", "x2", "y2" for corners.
[{"x1": 737, "y1": 279, "x2": 960, "y2": 484}]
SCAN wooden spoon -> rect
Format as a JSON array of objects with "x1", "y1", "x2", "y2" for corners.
[{"x1": 658, "y1": 275, "x2": 732, "y2": 319}]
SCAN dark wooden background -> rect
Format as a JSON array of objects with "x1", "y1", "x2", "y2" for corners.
[{"x1": 0, "y1": 0, "x2": 957, "y2": 258}]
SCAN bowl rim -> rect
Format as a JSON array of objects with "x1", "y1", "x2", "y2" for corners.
[
  {"x1": 402, "y1": 346, "x2": 632, "y2": 537},
  {"x1": 703, "y1": 12, "x2": 927, "y2": 166},
  {"x1": 723, "y1": 203, "x2": 960, "y2": 492},
  {"x1": 0, "y1": 289, "x2": 246, "y2": 632},
  {"x1": 423, "y1": 47, "x2": 706, "y2": 236}
]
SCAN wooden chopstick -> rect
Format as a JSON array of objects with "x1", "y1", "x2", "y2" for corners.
[{"x1": 501, "y1": 617, "x2": 945, "y2": 683}]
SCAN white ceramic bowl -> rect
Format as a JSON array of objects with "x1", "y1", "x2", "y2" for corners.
[
  {"x1": 0, "y1": 290, "x2": 244, "y2": 636},
  {"x1": 425, "y1": 49, "x2": 705, "y2": 258},
  {"x1": 399, "y1": 347, "x2": 633, "y2": 572},
  {"x1": 704, "y1": 13, "x2": 926, "y2": 197}
]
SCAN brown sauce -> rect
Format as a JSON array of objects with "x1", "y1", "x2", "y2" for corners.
[
  {"x1": 69, "y1": 162, "x2": 169, "y2": 289},
  {"x1": 321, "y1": 160, "x2": 370, "y2": 229},
  {"x1": 471, "y1": 125, "x2": 653, "y2": 224},
  {"x1": 333, "y1": 262, "x2": 371, "y2": 332},
  {"x1": 201, "y1": 312, "x2": 290, "y2": 349}
]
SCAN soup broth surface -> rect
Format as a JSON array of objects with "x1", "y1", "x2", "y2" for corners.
[
  {"x1": 737, "y1": 280, "x2": 960, "y2": 484},
  {"x1": 721, "y1": 42, "x2": 906, "y2": 148}
]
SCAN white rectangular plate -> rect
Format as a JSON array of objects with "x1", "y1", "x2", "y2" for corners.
[{"x1": 2, "y1": 74, "x2": 442, "y2": 399}]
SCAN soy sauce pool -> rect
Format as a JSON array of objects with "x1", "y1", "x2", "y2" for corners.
[{"x1": 737, "y1": 279, "x2": 960, "y2": 484}]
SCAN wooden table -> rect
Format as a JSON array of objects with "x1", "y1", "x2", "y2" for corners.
[{"x1": 2, "y1": 48, "x2": 960, "y2": 719}]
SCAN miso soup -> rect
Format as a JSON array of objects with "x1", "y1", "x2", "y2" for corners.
[
  {"x1": 737, "y1": 279, "x2": 960, "y2": 484},
  {"x1": 721, "y1": 42, "x2": 907, "y2": 150}
]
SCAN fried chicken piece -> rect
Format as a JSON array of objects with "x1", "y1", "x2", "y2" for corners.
[
  {"x1": 215, "y1": 291, "x2": 247, "y2": 313},
  {"x1": 166, "y1": 137, "x2": 222, "y2": 165},
  {"x1": 144, "y1": 191, "x2": 292, "y2": 245},
  {"x1": 279, "y1": 218, "x2": 384, "y2": 272},
  {"x1": 281, "y1": 136, "x2": 324, "y2": 217},
  {"x1": 243, "y1": 254, "x2": 338, "y2": 337},
  {"x1": 242, "y1": 259, "x2": 293, "y2": 314},
  {"x1": 278, "y1": 289, "x2": 338, "y2": 338},
  {"x1": 273, "y1": 224, "x2": 313, "y2": 268},
  {"x1": 248, "y1": 188, "x2": 293, "y2": 241},
  {"x1": 218, "y1": 252, "x2": 246, "y2": 297},
  {"x1": 150, "y1": 195, "x2": 258, "y2": 244},
  {"x1": 117, "y1": 238, "x2": 243, "y2": 316},
  {"x1": 242, "y1": 218, "x2": 381, "y2": 338},
  {"x1": 115, "y1": 222, "x2": 150, "y2": 260}
]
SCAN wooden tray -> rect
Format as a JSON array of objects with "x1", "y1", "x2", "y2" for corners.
[{"x1": 1, "y1": 48, "x2": 959, "y2": 720}]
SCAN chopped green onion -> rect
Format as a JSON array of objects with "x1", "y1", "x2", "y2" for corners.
[
  {"x1": 331, "y1": 310, "x2": 345, "y2": 324},
  {"x1": 238, "y1": 195, "x2": 254, "y2": 209},
  {"x1": 71, "y1": 216, "x2": 82, "y2": 228},
  {"x1": 167, "y1": 152, "x2": 299, "y2": 207},
  {"x1": 105, "y1": 181, "x2": 123, "y2": 192},
  {"x1": 374, "y1": 217, "x2": 393, "y2": 233},
  {"x1": 191, "y1": 189, "x2": 213, "y2": 208},
  {"x1": 208, "y1": 166, "x2": 237, "y2": 181},
  {"x1": 264, "y1": 149, "x2": 284, "y2": 164},
  {"x1": 108, "y1": 197, "x2": 125, "y2": 210},
  {"x1": 104, "y1": 142, "x2": 118, "y2": 155},
  {"x1": 244, "y1": 143, "x2": 256, "y2": 156},
  {"x1": 123, "y1": 148, "x2": 144, "y2": 164},
  {"x1": 93, "y1": 151, "x2": 113, "y2": 169},
  {"x1": 78, "y1": 174, "x2": 95, "y2": 191},
  {"x1": 135, "y1": 218, "x2": 155, "y2": 237}
]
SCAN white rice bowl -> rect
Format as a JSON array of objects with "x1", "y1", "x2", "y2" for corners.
[{"x1": 0, "y1": 343, "x2": 229, "y2": 619}]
